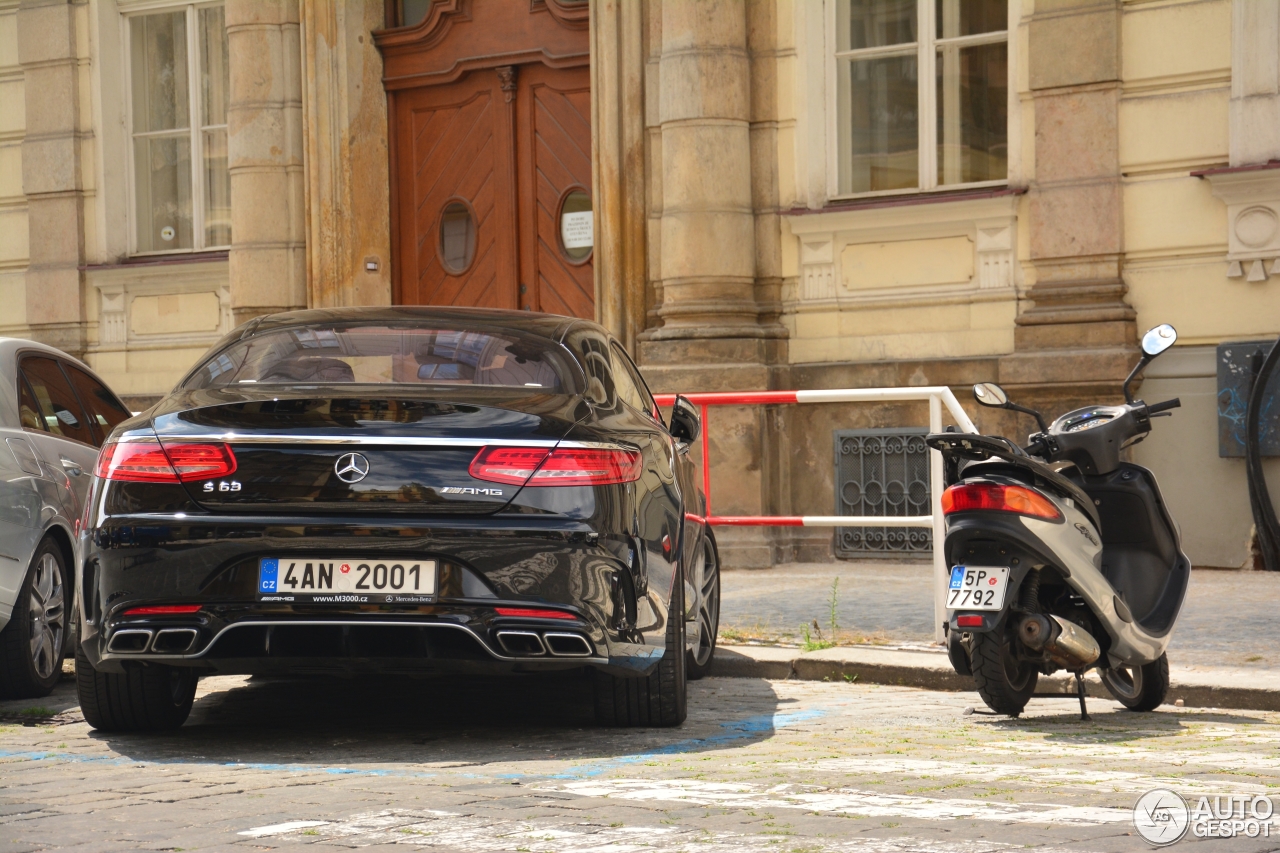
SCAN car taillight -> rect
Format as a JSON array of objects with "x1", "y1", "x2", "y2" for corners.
[
  {"x1": 941, "y1": 482, "x2": 1062, "y2": 521},
  {"x1": 162, "y1": 441, "x2": 237, "y2": 480},
  {"x1": 122, "y1": 605, "x2": 202, "y2": 616},
  {"x1": 96, "y1": 441, "x2": 236, "y2": 483},
  {"x1": 956, "y1": 615, "x2": 985, "y2": 628},
  {"x1": 469, "y1": 447, "x2": 642, "y2": 487}
]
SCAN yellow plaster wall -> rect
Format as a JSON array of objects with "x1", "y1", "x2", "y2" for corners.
[
  {"x1": 786, "y1": 297, "x2": 1017, "y2": 364},
  {"x1": 1118, "y1": 0, "x2": 1270, "y2": 346}
]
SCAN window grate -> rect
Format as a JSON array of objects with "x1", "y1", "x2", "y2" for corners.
[{"x1": 834, "y1": 428, "x2": 932, "y2": 556}]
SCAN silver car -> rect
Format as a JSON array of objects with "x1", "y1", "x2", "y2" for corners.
[{"x1": 0, "y1": 339, "x2": 131, "y2": 698}]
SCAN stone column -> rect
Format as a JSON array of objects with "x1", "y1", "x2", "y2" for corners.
[
  {"x1": 226, "y1": 0, "x2": 306, "y2": 325},
  {"x1": 1000, "y1": 0, "x2": 1135, "y2": 394},
  {"x1": 590, "y1": 0, "x2": 647, "y2": 351},
  {"x1": 17, "y1": 0, "x2": 88, "y2": 356},
  {"x1": 1230, "y1": 0, "x2": 1280, "y2": 166},
  {"x1": 642, "y1": 0, "x2": 780, "y2": 365},
  {"x1": 299, "y1": 0, "x2": 391, "y2": 309}
]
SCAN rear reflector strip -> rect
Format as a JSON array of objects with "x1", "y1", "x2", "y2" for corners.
[
  {"x1": 470, "y1": 447, "x2": 642, "y2": 487},
  {"x1": 956, "y1": 615, "x2": 985, "y2": 628},
  {"x1": 493, "y1": 607, "x2": 579, "y2": 620},
  {"x1": 122, "y1": 605, "x2": 203, "y2": 616}
]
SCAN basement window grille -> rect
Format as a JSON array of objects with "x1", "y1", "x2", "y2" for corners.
[{"x1": 835, "y1": 428, "x2": 932, "y2": 556}]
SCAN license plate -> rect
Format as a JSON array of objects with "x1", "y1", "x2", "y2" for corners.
[
  {"x1": 258, "y1": 558, "x2": 437, "y2": 604},
  {"x1": 947, "y1": 565, "x2": 1009, "y2": 611}
]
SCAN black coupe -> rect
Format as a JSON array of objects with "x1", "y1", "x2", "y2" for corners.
[{"x1": 76, "y1": 308, "x2": 720, "y2": 731}]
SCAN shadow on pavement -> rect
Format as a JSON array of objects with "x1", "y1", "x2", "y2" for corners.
[
  {"x1": 975, "y1": 707, "x2": 1270, "y2": 740},
  {"x1": 86, "y1": 671, "x2": 786, "y2": 770}
]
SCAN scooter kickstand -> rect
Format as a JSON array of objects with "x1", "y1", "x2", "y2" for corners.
[{"x1": 1075, "y1": 671, "x2": 1091, "y2": 721}]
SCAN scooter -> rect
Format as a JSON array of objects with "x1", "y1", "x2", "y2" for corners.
[{"x1": 929, "y1": 324, "x2": 1190, "y2": 718}]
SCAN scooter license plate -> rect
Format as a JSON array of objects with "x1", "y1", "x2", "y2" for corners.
[{"x1": 947, "y1": 565, "x2": 1010, "y2": 611}]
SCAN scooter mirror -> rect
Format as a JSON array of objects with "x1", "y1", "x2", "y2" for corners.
[
  {"x1": 973, "y1": 382, "x2": 1009, "y2": 407},
  {"x1": 1141, "y1": 324, "x2": 1177, "y2": 357}
]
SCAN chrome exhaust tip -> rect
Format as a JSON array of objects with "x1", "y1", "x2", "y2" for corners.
[
  {"x1": 152, "y1": 628, "x2": 198, "y2": 655},
  {"x1": 495, "y1": 630, "x2": 546, "y2": 656},
  {"x1": 106, "y1": 629, "x2": 153, "y2": 654},
  {"x1": 543, "y1": 632, "x2": 593, "y2": 657},
  {"x1": 1019, "y1": 614, "x2": 1100, "y2": 669}
]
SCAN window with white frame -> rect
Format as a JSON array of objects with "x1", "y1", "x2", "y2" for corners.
[
  {"x1": 832, "y1": 0, "x2": 1007, "y2": 197},
  {"x1": 128, "y1": 4, "x2": 229, "y2": 254}
]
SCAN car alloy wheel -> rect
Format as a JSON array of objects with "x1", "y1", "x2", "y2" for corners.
[
  {"x1": 28, "y1": 551, "x2": 65, "y2": 681},
  {"x1": 686, "y1": 534, "x2": 720, "y2": 679}
]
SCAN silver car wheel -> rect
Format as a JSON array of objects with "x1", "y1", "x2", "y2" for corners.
[
  {"x1": 28, "y1": 552, "x2": 65, "y2": 681},
  {"x1": 690, "y1": 537, "x2": 719, "y2": 668}
]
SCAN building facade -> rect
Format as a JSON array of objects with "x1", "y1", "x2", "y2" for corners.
[{"x1": 1, "y1": 0, "x2": 1278, "y2": 568}]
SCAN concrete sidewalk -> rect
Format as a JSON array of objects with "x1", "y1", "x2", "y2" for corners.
[
  {"x1": 719, "y1": 562, "x2": 1280, "y2": 669},
  {"x1": 714, "y1": 562, "x2": 1280, "y2": 711},
  {"x1": 708, "y1": 643, "x2": 1280, "y2": 712}
]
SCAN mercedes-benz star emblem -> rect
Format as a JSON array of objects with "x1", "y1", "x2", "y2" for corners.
[{"x1": 334, "y1": 452, "x2": 370, "y2": 484}]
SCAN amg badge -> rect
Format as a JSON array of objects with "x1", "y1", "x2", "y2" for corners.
[{"x1": 440, "y1": 486, "x2": 504, "y2": 496}]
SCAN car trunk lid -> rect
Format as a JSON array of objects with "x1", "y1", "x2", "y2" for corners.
[{"x1": 151, "y1": 390, "x2": 589, "y2": 515}]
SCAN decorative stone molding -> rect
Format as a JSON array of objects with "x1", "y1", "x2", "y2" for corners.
[
  {"x1": 87, "y1": 259, "x2": 232, "y2": 353},
  {"x1": 98, "y1": 285, "x2": 128, "y2": 346},
  {"x1": 1199, "y1": 163, "x2": 1280, "y2": 283},
  {"x1": 783, "y1": 191, "x2": 1021, "y2": 309},
  {"x1": 976, "y1": 222, "x2": 1015, "y2": 290},
  {"x1": 799, "y1": 238, "x2": 836, "y2": 301}
]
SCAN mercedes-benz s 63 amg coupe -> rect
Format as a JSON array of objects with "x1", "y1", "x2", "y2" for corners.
[{"x1": 76, "y1": 307, "x2": 721, "y2": 731}]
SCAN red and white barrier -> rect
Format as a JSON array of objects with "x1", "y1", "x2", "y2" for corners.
[{"x1": 653, "y1": 386, "x2": 978, "y2": 642}]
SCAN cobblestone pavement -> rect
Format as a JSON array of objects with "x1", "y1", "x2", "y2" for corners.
[
  {"x1": 2, "y1": 672, "x2": 1279, "y2": 851},
  {"x1": 719, "y1": 564, "x2": 1280, "y2": 668}
]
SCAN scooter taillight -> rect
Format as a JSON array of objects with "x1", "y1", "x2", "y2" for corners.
[{"x1": 941, "y1": 482, "x2": 1062, "y2": 521}]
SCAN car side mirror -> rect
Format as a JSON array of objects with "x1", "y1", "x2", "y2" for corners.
[
  {"x1": 972, "y1": 382, "x2": 1009, "y2": 408},
  {"x1": 1141, "y1": 323, "x2": 1177, "y2": 357},
  {"x1": 669, "y1": 395, "x2": 700, "y2": 443}
]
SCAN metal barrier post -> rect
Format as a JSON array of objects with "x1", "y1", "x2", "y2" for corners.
[
  {"x1": 929, "y1": 393, "x2": 947, "y2": 644},
  {"x1": 655, "y1": 387, "x2": 977, "y2": 645}
]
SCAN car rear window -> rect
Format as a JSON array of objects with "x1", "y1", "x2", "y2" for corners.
[{"x1": 182, "y1": 325, "x2": 579, "y2": 394}]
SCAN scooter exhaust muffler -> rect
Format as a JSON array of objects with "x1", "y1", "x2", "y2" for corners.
[{"x1": 1019, "y1": 614, "x2": 1100, "y2": 669}]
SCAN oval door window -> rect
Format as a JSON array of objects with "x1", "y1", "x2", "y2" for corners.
[
  {"x1": 559, "y1": 189, "x2": 593, "y2": 263},
  {"x1": 439, "y1": 200, "x2": 476, "y2": 274}
]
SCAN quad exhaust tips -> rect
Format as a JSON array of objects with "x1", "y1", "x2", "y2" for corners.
[
  {"x1": 495, "y1": 630, "x2": 594, "y2": 657},
  {"x1": 106, "y1": 627, "x2": 199, "y2": 654},
  {"x1": 1019, "y1": 614, "x2": 1100, "y2": 669}
]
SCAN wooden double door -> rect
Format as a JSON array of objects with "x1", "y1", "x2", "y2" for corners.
[{"x1": 393, "y1": 63, "x2": 594, "y2": 318}]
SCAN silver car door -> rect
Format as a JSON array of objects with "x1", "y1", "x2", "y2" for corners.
[{"x1": 0, "y1": 432, "x2": 45, "y2": 629}]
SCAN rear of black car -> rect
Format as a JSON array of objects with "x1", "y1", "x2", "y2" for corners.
[{"x1": 76, "y1": 309, "x2": 688, "y2": 730}]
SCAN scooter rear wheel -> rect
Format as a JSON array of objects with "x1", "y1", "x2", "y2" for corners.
[
  {"x1": 1100, "y1": 653, "x2": 1169, "y2": 712},
  {"x1": 970, "y1": 629, "x2": 1038, "y2": 717}
]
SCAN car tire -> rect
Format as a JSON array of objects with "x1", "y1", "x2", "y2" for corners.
[
  {"x1": 1100, "y1": 653, "x2": 1169, "y2": 712},
  {"x1": 686, "y1": 533, "x2": 720, "y2": 681},
  {"x1": 970, "y1": 628, "x2": 1037, "y2": 717},
  {"x1": 75, "y1": 646, "x2": 197, "y2": 732},
  {"x1": 0, "y1": 538, "x2": 68, "y2": 699},
  {"x1": 593, "y1": 568, "x2": 688, "y2": 727}
]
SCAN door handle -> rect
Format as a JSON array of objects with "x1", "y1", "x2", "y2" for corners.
[{"x1": 60, "y1": 457, "x2": 83, "y2": 475}]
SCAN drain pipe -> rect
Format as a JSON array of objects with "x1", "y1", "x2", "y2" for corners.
[{"x1": 1245, "y1": 336, "x2": 1280, "y2": 572}]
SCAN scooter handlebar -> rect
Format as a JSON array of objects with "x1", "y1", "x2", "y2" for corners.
[{"x1": 1147, "y1": 398, "x2": 1181, "y2": 415}]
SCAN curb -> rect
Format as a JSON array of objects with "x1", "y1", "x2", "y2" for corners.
[{"x1": 710, "y1": 645, "x2": 1280, "y2": 713}]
